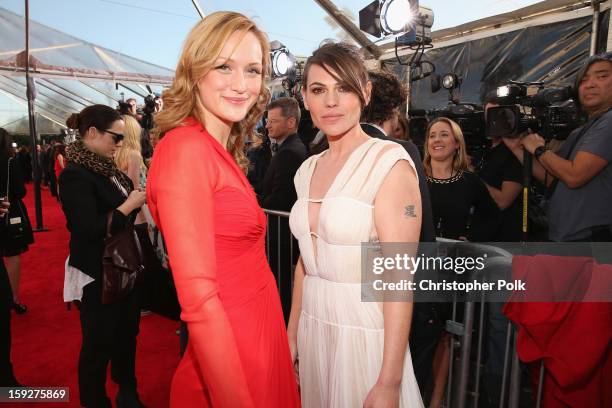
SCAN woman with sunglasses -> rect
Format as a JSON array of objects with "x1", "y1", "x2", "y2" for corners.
[{"x1": 60, "y1": 104, "x2": 147, "y2": 408}]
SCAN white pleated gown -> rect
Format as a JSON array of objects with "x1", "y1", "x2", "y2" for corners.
[{"x1": 289, "y1": 138, "x2": 425, "y2": 408}]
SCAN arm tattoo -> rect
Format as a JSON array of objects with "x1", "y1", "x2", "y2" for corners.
[{"x1": 404, "y1": 205, "x2": 417, "y2": 218}]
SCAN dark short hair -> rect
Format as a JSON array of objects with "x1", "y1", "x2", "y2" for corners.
[
  {"x1": 361, "y1": 70, "x2": 406, "y2": 124},
  {"x1": 66, "y1": 104, "x2": 122, "y2": 137},
  {"x1": 267, "y1": 97, "x2": 301, "y2": 126},
  {"x1": 302, "y1": 42, "x2": 369, "y2": 109},
  {"x1": 574, "y1": 52, "x2": 612, "y2": 111}
]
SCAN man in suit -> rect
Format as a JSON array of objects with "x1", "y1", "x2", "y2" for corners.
[
  {"x1": 261, "y1": 97, "x2": 308, "y2": 210},
  {"x1": 261, "y1": 97, "x2": 308, "y2": 322},
  {"x1": 361, "y1": 70, "x2": 441, "y2": 400}
]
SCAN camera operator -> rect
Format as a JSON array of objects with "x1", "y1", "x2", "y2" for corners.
[
  {"x1": 140, "y1": 94, "x2": 161, "y2": 162},
  {"x1": 126, "y1": 98, "x2": 138, "y2": 117},
  {"x1": 470, "y1": 97, "x2": 523, "y2": 242},
  {"x1": 506, "y1": 53, "x2": 612, "y2": 242}
]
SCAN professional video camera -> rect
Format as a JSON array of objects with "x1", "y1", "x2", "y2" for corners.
[
  {"x1": 116, "y1": 100, "x2": 132, "y2": 115},
  {"x1": 487, "y1": 81, "x2": 582, "y2": 140},
  {"x1": 141, "y1": 85, "x2": 161, "y2": 130}
]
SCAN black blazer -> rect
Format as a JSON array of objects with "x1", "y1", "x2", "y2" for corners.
[
  {"x1": 261, "y1": 133, "x2": 308, "y2": 211},
  {"x1": 361, "y1": 123, "x2": 436, "y2": 243},
  {"x1": 59, "y1": 162, "x2": 133, "y2": 280}
]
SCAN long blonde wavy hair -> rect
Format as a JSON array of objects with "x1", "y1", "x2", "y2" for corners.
[
  {"x1": 154, "y1": 11, "x2": 271, "y2": 172},
  {"x1": 115, "y1": 115, "x2": 143, "y2": 172},
  {"x1": 423, "y1": 117, "x2": 470, "y2": 177}
]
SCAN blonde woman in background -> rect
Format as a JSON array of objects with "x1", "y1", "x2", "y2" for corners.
[{"x1": 115, "y1": 115, "x2": 147, "y2": 224}]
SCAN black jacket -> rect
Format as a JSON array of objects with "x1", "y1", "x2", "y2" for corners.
[
  {"x1": 261, "y1": 133, "x2": 308, "y2": 211},
  {"x1": 361, "y1": 123, "x2": 436, "y2": 243},
  {"x1": 0, "y1": 155, "x2": 34, "y2": 249},
  {"x1": 59, "y1": 162, "x2": 133, "y2": 279}
]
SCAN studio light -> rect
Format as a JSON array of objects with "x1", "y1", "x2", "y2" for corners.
[
  {"x1": 496, "y1": 84, "x2": 526, "y2": 99},
  {"x1": 497, "y1": 85, "x2": 510, "y2": 98},
  {"x1": 359, "y1": 0, "x2": 433, "y2": 46},
  {"x1": 441, "y1": 73, "x2": 459, "y2": 90},
  {"x1": 270, "y1": 42, "x2": 296, "y2": 79},
  {"x1": 380, "y1": 0, "x2": 416, "y2": 35}
]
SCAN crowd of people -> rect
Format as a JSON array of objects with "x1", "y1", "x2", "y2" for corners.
[{"x1": 0, "y1": 9, "x2": 610, "y2": 408}]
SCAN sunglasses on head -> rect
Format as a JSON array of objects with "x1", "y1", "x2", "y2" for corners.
[{"x1": 97, "y1": 128, "x2": 124, "y2": 144}]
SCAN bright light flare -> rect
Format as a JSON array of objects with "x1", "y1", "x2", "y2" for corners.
[
  {"x1": 497, "y1": 86, "x2": 511, "y2": 98},
  {"x1": 381, "y1": 0, "x2": 415, "y2": 34},
  {"x1": 271, "y1": 49, "x2": 294, "y2": 77}
]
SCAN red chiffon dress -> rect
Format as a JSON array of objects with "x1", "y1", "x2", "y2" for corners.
[{"x1": 147, "y1": 119, "x2": 300, "y2": 408}]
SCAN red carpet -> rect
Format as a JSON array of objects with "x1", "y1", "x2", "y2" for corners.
[{"x1": 11, "y1": 184, "x2": 180, "y2": 407}]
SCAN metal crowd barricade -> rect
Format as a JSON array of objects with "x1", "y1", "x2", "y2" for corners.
[
  {"x1": 260, "y1": 218, "x2": 547, "y2": 408},
  {"x1": 443, "y1": 241, "x2": 546, "y2": 408},
  {"x1": 263, "y1": 209, "x2": 296, "y2": 317}
]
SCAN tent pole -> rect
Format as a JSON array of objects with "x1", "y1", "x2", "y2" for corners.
[
  {"x1": 190, "y1": 0, "x2": 206, "y2": 20},
  {"x1": 590, "y1": 1, "x2": 601, "y2": 56},
  {"x1": 313, "y1": 0, "x2": 382, "y2": 59},
  {"x1": 608, "y1": 0, "x2": 612, "y2": 52},
  {"x1": 24, "y1": 0, "x2": 46, "y2": 232},
  {"x1": 405, "y1": 66, "x2": 412, "y2": 118}
]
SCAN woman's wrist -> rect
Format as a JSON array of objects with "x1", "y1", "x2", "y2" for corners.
[
  {"x1": 376, "y1": 376, "x2": 402, "y2": 388},
  {"x1": 117, "y1": 202, "x2": 132, "y2": 216},
  {"x1": 376, "y1": 367, "x2": 403, "y2": 388}
]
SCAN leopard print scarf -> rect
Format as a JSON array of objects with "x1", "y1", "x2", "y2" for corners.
[{"x1": 65, "y1": 139, "x2": 133, "y2": 195}]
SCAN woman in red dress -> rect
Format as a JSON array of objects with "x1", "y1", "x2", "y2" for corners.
[{"x1": 146, "y1": 12, "x2": 300, "y2": 408}]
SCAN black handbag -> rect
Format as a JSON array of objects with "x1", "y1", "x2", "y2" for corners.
[
  {"x1": 101, "y1": 215, "x2": 145, "y2": 304},
  {"x1": 135, "y1": 223, "x2": 180, "y2": 320},
  {"x1": 1, "y1": 158, "x2": 24, "y2": 243}
]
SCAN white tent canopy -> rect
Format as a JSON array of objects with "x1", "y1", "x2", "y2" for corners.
[{"x1": 0, "y1": 6, "x2": 173, "y2": 133}]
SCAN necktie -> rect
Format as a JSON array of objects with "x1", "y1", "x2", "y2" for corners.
[{"x1": 271, "y1": 143, "x2": 278, "y2": 154}]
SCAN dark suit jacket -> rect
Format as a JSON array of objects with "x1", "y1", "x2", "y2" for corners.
[
  {"x1": 361, "y1": 123, "x2": 436, "y2": 243},
  {"x1": 261, "y1": 133, "x2": 308, "y2": 211},
  {"x1": 59, "y1": 162, "x2": 133, "y2": 279}
]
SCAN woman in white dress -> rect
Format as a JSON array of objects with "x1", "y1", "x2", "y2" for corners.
[{"x1": 288, "y1": 42, "x2": 424, "y2": 408}]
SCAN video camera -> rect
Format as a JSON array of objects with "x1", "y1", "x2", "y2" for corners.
[
  {"x1": 141, "y1": 85, "x2": 161, "y2": 131},
  {"x1": 487, "y1": 81, "x2": 582, "y2": 140},
  {"x1": 116, "y1": 100, "x2": 132, "y2": 116}
]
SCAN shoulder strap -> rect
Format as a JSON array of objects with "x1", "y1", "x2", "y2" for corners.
[
  {"x1": 360, "y1": 144, "x2": 416, "y2": 203},
  {"x1": 547, "y1": 107, "x2": 611, "y2": 197},
  {"x1": 5, "y1": 157, "x2": 11, "y2": 198},
  {"x1": 562, "y1": 112, "x2": 603, "y2": 159}
]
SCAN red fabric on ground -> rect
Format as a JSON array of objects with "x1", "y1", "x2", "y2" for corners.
[{"x1": 10, "y1": 184, "x2": 180, "y2": 407}]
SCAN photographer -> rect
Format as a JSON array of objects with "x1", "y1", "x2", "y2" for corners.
[
  {"x1": 126, "y1": 98, "x2": 138, "y2": 118},
  {"x1": 139, "y1": 94, "x2": 161, "y2": 162},
  {"x1": 506, "y1": 52, "x2": 612, "y2": 242},
  {"x1": 470, "y1": 98, "x2": 523, "y2": 242}
]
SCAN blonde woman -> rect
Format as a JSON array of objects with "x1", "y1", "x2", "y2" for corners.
[
  {"x1": 423, "y1": 117, "x2": 496, "y2": 240},
  {"x1": 115, "y1": 115, "x2": 146, "y2": 224},
  {"x1": 423, "y1": 117, "x2": 496, "y2": 408},
  {"x1": 146, "y1": 12, "x2": 300, "y2": 407}
]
